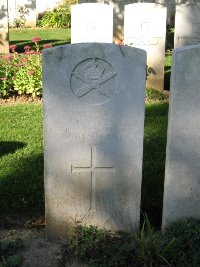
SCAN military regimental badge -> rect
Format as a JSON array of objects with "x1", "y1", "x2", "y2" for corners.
[{"x1": 70, "y1": 58, "x2": 118, "y2": 105}]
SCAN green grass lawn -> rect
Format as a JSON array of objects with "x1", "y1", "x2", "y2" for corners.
[
  {"x1": 0, "y1": 96, "x2": 168, "y2": 226},
  {"x1": 0, "y1": 104, "x2": 44, "y2": 215},
  {"x1": 142, "y1": 102, "x2": 168, "y2": 226},
  {"x1": 9, "y1": 28, "x2": 71, "y2": 52}
]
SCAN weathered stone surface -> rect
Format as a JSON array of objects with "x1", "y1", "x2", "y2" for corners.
[
  {"x1": 0, "y1": 0, "x2": 9, "y2": 53},
  {"x1": 124, "y1": 3, "x2": 167, "y2": 90},
  {"x1": 71, "y1": 4, "x2": 113, "y2": 43},
  {"x1": 43, "y1": 43, "x2": 146, "y2": 237},
  {"x1": 174, "y1": 4, "x2": 200, "y2": 48},
  {"x1": 162, "y1": 44, "x2": 200, "y2": 229}
]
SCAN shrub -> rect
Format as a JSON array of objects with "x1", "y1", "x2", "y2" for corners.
[
  {"x1": 146, "y1": 87, "x2": 169, "y2": 103},
  {"x1": 63, "y1": 225, "x2": 133, "y2": 267},
  {"x1": 0, "y1": 37, "x2": 51, "y2": 98},
  {"x1": 134, "y1": 214, "x2": 174, "y2": 267},
  {"x1": 0, "y1": 238, "x2": 23, "y2": 267},
  {"x1": 0, "y1": 52, "x2": 18, "y2": 96},
  {"x1": 162, "y1": 217, "x2": 200, "y2": 267},
  {"x1": 13, "y1": 52, "x2": 42, "y2": 97},
  {"x1": 38, "y1": 4, "x2": 71, "y2": 28},
  {"x1": 12, "y1": 5, "x2": 30, "y2": 28}
]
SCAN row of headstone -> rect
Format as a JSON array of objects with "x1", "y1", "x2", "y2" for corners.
[
  {"x1": 71, "y1": 3, "x2": 200, "y2": 90},
  {"x1": 43, "y1": 41, "x2": 200, "y2": 237},
  {"x1": 78, "y1": 0, "x2": 200, "y2": 37},
  {"x1": 8, "y1": 0, "x2": 63, "y2": 27},
  {"x1": 71, "y1": 3, "x2": 167, "y2": 90},
  {"x1": 6, "y1": 0, "x2": 198, "y2": 31}
]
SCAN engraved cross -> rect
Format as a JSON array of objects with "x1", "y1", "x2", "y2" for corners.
[{"x1": 71, "y1": 146, "x2": 115, "y2": 212}]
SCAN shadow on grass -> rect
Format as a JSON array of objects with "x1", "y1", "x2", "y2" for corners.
[
  {"x1": 164, "y1": 66, "x2": 171, "y2": 91},
  {"x1": 0, "y1": 141, "x2": 26, "y2": 157},
  {"x1": 0, "y1": 153, "x2": 44, "y2": 217},
  {"x1": 141, "y1": 102, "x2": 169, "y2": 228},
  {"x1": 9, "y1": 39, "x2": 71, "y2": 53},
  {"x1": 0, "y1": 103, "x2": 168, "y2": 229}
]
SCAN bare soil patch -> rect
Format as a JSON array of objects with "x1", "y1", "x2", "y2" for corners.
[
  {"x1": 0, "y1": 226, "x2": 88, "y2": 267},
  {"x1": 0, "y1": 95, "x2": 42, "y2": 106}
]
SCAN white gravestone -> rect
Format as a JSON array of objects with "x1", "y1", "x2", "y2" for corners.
[
  {"x1": 174, "y1": 4, "x2": 200, "y2": 48},
  {"x1": 43, "y1": 43, "x2": 146, "y2": 237},
  {"x1": 71, "y1": 4, "x2": 113, "y2": 44},
  {"x1": 162, "y1": 44, "x2": 200, "y2": 229},
  {"x1": 124, "y1": 3, "x2": 167, "y2": 91},
  {"x1": 78, "y1": 0, "x2": 133, "y2": 42},
  {"x1": 0, "y1": 0, "x2": 9, "y2": 53}
]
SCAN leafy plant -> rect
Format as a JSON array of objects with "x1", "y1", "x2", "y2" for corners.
[
  {"x1": 13, "y1": 5, "x2": 30, "y2": 28},
  {"x1": 63, "y1": 225, "x2": 133, "y2": 267},
  {"x1": 13, "y1": 52, "x2": 42, "y2": 97},
  {"x1": 0, "y1": 52, "x2": 18, "y2": 96},
  {"x1": 0, "y1": 105, "x2": 44, "y2": 214},
  {"x1": 38, "y1": 4, "x2": 71, "y2": 28},
  {"x1": 163, "y1": 217, "x2": 200, "y2": 267},
  {"x1": 134, "y1": 214, "x2": 174, "y2": 267},
  {"x1": 0, "y1": 238, "x2": 23, "y2": 267},
  {"x1": 146, "y1": 87, "x2": 169, "y2": 103},
  {"x1": 0, "y1": 37, "x2": 51, "y2": 98}
]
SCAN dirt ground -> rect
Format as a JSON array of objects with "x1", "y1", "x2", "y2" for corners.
[
  {"x1": 0, "y1": 95, "x2": 42, "y2": 105},
  {"x1": 0, "y1": 224, "x2": 88, "y2": 267}
]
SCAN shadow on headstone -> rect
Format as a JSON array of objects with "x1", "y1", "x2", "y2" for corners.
[
  {"x1": 25, "y1": 0, "x2": 36, "y2": 10},
  {"x1": 164, "y1": 66, "x2": 171, "y2": 91},
  {"x1": 141, "y1": 102, "x2": 168, "y2": 228},
  {"x1": 0, "y1": 3, "x2": 9, "y2": 52},
  {"x1": 0, "y1": 4, "x2": 7, "y2": 20}
]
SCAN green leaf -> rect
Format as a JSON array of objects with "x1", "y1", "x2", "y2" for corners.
[
  {"x1": 14, "y1": 238, "x2": 24, "y2": 249},
  {"x1": 6, "y1": 254, "x2": 22, "y2": 267}
]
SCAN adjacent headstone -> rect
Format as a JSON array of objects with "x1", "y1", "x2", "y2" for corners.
[
  {"x1": 78, "y1": 0, "x2": 173, "y2": 42},
  {"x1": 71, "y1": 4, "x2": 113, "y2": 43},
  {"x1": 174, "y1": 4, "x2": 200, "y2": 48},
  {"x1": 78, "y1": 0, "x2": 133, "y2": 42},
  {"x1": 124, "y1": 3, "x2": 167, "y2": 91},
  {"x1": 0, "y1": 0, "x2": 9, "y2": 53},
  {"x1": 43, "y1": 43, "x2": 146, "y2": 237},
  {"x1": 162, "y1": 44, "x2": 200, "y2": 229}
]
